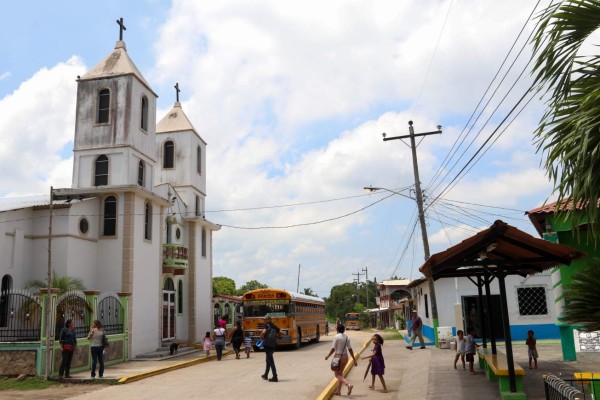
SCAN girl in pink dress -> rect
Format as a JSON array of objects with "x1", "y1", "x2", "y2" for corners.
[{"x1": 203, "y1": 331, "x2": 212, "y2": 357}]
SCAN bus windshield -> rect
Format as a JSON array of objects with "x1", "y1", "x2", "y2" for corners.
[
  {"x1": 345, "y1": 314, "x2": 359, "y2": 321},
  {"x1": 243, "y1": 300, "x2": 290, "y2": 317}
]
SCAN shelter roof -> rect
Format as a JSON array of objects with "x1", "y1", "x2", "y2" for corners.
[{"x1": 419, "y1": 220, "x2": 585, "y2": 280}]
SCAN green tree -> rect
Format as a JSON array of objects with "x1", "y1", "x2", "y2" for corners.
[
  {"x1": 25, "y1": 272, "x2": 85, "y2": 294},
  {"x1": 236, "y1": 280, "x2": 269, "y2": 295},
  {"x1": 531, "y1": 0, "x2": 600, "y2": 232},
  {"x1": 325, "y1": 283, "x2": 358, "y2": 320},
  {"x1": 212, "y1": 276, "x2": 236, "y2": 296},
  {"x1": 560, "y1": 262, "x2": 600, "y2": 332},
  {"x1": 302, "y1": 288, "x2": 317, "y2": 296}
]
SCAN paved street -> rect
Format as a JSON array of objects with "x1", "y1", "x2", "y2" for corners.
[{"x1": 2, "y1": 331, "x2": 597, "y2": 400}]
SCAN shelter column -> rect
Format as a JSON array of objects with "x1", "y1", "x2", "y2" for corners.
[{"x1": 497, "y1": 273, "x2": 517, "y2": 393}]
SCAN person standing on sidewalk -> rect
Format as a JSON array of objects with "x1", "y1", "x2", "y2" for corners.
[
  {"x1": 229, "y1": 320, "x2": 244, "y2": 359},
  {"x1": 406, "y1": 310, "x2": 426, "y2": 350},
  {"x1": 88, "y1": 320, "x2": 106, "y2": 378},
  {"x1": 260, "y1": 315, "x2": 281, "y2": 382},
  {"x1": 58, "y1": 319, "x2": 77, "y2": 378},
  {"x1": 325, "y1": 324, "x2": 357, "y2": 396}
]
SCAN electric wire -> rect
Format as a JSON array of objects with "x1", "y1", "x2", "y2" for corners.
[{"x1": 425, "y1": 0, "x2": 545, "y2": 194}]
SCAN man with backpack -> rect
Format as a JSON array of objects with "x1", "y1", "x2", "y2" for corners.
[{"x1": 260, "y1": 315, "x2": 281, "y2": 382}]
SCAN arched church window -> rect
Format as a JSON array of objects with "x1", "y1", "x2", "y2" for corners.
[
  {"x1": 138, "y1": 160, "x2": 145, "y2": 187},
  {"x1": 103, "y1": 196, "x2": 117, "y2": 236},
  {"x1": 164, "y1": 277, "x2": 175, "y2": 291},
  {"x1": 163, "y1": 141, "x2": 174, "y2": 169},
  {"x1": 144, "y1": 201, "x2": 152, "y2": 240},
  {"x1": 97, "y1": 89, "x2": 110, "y2": 124},
  {"x1": 94, "y1": 155, "x2": 109, "y2": 186},
  {"x1": 197, "y1": 146, "x2": 202, "y2": 174},
  {"x1": 201, "y1": 227, "x2": 207, "y2": 257},
  {"x1": 140, "y1": 95, "x2": 149, "y2": 131}
]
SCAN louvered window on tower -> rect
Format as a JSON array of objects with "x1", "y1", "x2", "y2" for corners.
[
  {"x1": 517, "y1": 286, "x2": 548, "y2": 316},
  {"x1": 103, "y1": 196, "x2": 117, "y2": 236},
  {"x1": 94, "y1": 155, "x2": 109, "y2": 186},
  {"x1": 140, "y1": 95, "x2": 149, "y2": 131},
  {"x1": 163, "y1": 141, "x2": 174, "y2": 168},
  {"x1": 97, "y1": 89, "x2": 110, "y2": 124}
]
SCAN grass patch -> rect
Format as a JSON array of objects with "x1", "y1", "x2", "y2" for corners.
[
  {"x1": 0, "y1": 376, "x2": 57, "y2": 391},
  {"x1": 381, "y1": 328, "x2": 405, "y2": 341}
]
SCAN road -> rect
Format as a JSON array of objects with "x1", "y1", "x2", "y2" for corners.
[{"x1": 65, "y1": 330, "x2": 372, "y2": 400}]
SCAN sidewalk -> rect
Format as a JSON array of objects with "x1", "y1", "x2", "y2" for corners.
[
  {"x1": 338, "y1": 334, "x2": 600, "y2": 400},
  {"x1": 65, "y1": 348, "x2": 233, "y2": 383}
]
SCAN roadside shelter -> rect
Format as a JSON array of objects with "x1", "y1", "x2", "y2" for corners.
[{"x1": 419, "y1": 220, "x2": 585, "y2": 395}]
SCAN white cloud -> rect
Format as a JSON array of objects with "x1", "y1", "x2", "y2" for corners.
[
  {"x1": 0, "y1": 56, "x2": 85, "y2": 196},
  {"x1": 0, "y1": 71, "x2": 11, "y2": 80}
]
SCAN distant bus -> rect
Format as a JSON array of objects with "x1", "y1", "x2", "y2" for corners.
[
  {"x1": 242, "y1": 288, "x2": 326, "y2": 349},
  {"x1": 344, "y1": 312, "x2": 361, "y2": 330}
]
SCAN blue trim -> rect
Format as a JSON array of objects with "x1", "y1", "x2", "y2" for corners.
[{"x1": 510, "y1": 323, "x2": 559, "y2": 340}]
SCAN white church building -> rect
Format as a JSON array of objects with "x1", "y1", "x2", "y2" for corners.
[{"x1": 0, "y1": 32, "x2": 219, "y2": 358}]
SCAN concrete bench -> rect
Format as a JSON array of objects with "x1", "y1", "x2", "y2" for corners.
[
  {"x1": 482, "y1": 352, "x2": 526, "y2": 400},
  {"x1": 477, "y1": 347, "x2": 493, "y2": 370},
  {"x1": 573, "y1": 372, "x2": 600, "y2": 398}
]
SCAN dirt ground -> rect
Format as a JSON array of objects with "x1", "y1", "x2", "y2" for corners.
[{"x1": 0, "y1": 382, "x2": 109, "y2": 400}]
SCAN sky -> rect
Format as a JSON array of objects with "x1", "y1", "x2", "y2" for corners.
[{"x1": 0, "y1": 0, "x2": 559, "y2": 298}]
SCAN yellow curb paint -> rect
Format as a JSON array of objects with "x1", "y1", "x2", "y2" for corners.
[
  {"x1": 316, "y1": 337, "x2": 372, "y2": 400},
  {"x1": 118, "y1": 351, "x2": 233, "y2": 384}
]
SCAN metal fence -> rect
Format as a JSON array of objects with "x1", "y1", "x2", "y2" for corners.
[
  {"x1": 98, "y1": 294, "x2": 124, "y2": 335},
  {"x1": 54, "y1": 291, "x2": 92, "y2": 339},
  {"x1": 0, "y1": 289, "x2": 42, "y2": 342},
  {"x1": 544, "y1": 373, "x2": 596, "y2": 400}
]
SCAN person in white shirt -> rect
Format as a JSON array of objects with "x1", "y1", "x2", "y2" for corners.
[{"x1": 325, "y1": 324, "x2": 358, "y2": 396}]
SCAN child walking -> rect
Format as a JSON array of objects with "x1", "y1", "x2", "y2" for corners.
[
  {"x1": 203, "y1": 331, "x2": 212, "y2": 357},
  {"x1": 361, "y1": 334, "x2": 388, "y2": 393},
  {"x1": 453, "y1": 330, "x2": 466, "y2": 370},
  {"x1": 244, "y1": 331, "x2": 252, "y2": 358},
  {"x1": 465, "y1": 327, "x2": 479, "y2": 375},
  {"x1": 526, "y1": 329, "x2": 538, "y2": 369}
]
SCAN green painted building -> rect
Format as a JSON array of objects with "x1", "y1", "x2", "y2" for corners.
[{"x1": 527, "y1": 201, "x2": 600, "y2": 361}]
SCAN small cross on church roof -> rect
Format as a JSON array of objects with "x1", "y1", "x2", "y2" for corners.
[
  {"x1": 175, "y1": 82, "x2": 181, "y2": 102},
  {"x1": 116, "y1": 17, "x2": 127, "y2": 41}
]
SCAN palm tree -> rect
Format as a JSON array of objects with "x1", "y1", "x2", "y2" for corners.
[
  {"x1": 25, "y1": 272, "x2": 85, "y2": 294},
  {"x1": 531, "y1": 0, "x2": 600, "y2": 232},
  {"x1": 560, "y1": 261, "x2": 600, "y2": 332}
]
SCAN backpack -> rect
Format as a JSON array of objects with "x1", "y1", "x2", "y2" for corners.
[
  {"x1": 263, "y1": 324, "x2": 278, "y2": 348},
  {"x1": 102, "y1": 333, "x2": 109, "y2": 348}
]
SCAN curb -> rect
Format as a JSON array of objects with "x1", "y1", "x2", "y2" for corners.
[
  {"x1": 117, "y1": 350, "x2": 233, "y2": 384},
  {"x1": 315, "y1": 337, "x2": 372, "y2": 400}
]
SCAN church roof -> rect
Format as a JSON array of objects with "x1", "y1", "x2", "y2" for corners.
[
  {"x1": 79, "y1": 40, "x2": 157, "y2": 96},
  {"x1": 156, "y1": 102, "x2": 202, "y2": 139}
]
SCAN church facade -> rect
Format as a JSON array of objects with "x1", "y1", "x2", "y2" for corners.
[{"x1": 0, "y1": 33, "x2": 219, "y2": 357}]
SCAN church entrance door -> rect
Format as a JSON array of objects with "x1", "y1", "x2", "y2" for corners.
[{"x1": 162, "y1": 278, "x2": 176, "y2": 340}]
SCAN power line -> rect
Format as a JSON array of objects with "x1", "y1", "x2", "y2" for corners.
[
  {"x1": 426, "y1": 0, "x2": 545, "y2": 194},
  {"x1": 218, "y1": 193, "x2": 394, "y2": 230}
]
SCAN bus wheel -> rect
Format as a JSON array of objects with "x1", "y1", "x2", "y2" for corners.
[
  {"x1": 295, "y1": 329, "x2": 302, "y2": 349},
  {"x1": 314, "y1": 326, "x2": 320, "y2": 343}
]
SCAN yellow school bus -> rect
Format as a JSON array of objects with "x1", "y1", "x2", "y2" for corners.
[
  {"x1": 242, "y1": 288, "x2": 326, "y2": 349},
  {"x1": 344, "y1": 312, "x2": 362, "y2": 330}
]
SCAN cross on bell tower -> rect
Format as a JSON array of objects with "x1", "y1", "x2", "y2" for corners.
[
  {"x1": 174, "y1": 82, "x2": 181, "y2": 102},
  {"x1": 116, "y1": 17, "x2": 127, "y2": 41}
]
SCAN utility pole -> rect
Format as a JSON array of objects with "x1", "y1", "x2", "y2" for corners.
[
  {"x1": 296, "y1": 264, "x2": 301, "y2": 293},
  {"x1": 383, "y1": 120, "x2": 442, "y2": 347},
  {"x1": 45, "y1": 186, "x2": 54, "y2": 379},
  {"x1": 352, "y1": 269, "x2": 364, "y2": 300},
  {"x1": 362, "y1": 267, "x2": 369, "y2": 308}
]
